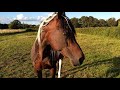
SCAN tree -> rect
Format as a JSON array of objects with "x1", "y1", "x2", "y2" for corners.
[
  {"x1": 117, "y1": 19, "x2": 120, "y2": 27},
  {"x1": 88, "y1": 16, "x2": 94, "y2": 27},
  {"x1": 79, "y1": 16, "x2": 89, "y2": 27},
  {"x1": 9, "y1": 20, "x2": 22, "y2": 29},
  {"x1": 93, "y1": 18, "x2": 100, "y2": 27},
  {"x1": 0, "y1": 23, "x2": 8, "y2": 29},
  {"x1": 99, "y1": 19, "x2": 108, "y2": 27},
  {"x1": 70, "y1": 17, "x2": 80, "y2": 28},
  {"x1": 107, "y1": 18, "x2": 117, "y2": 27},
  {"x1": 0, "y1": 23, "x2": 2, "y2": 29}
]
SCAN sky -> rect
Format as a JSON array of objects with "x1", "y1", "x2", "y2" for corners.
[{"x1": 0, "y1": 12, "x2": 120, "y2": 25}]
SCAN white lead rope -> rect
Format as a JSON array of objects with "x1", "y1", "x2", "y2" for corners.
[
  {"x1": 36, "y1": 12, "x2": 58, "y2": 45},
  {"x1": 61, "y1": 15, "x2": 73, "y2": 32},
  {"x1": 58, "y1": 59, "x2": 62, "y2": 78}
]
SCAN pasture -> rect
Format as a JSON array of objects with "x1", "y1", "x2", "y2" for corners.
[{"x1": 0, "y1": 29, "x2": 120, "y2": 78}]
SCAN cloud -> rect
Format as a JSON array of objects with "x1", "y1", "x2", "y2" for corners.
[
  {"x1": 0, "y1": 17, "x2": 13, "y2": 24},
  {"x1": 47, "y1": 12, "x2": 54, "y2": 17},
  {"x1": 14, "y1": 14, "x2": 35, "y2": 21},
  {"x1": 0, "y1": 12, "x2": 54, "y2": 25},
  {"x1": 13, "y1": 14, "x2": 48, "y2": 22},
  {"x1": 37, "y1": 16, "x2": 46, "y2": 21},
  {"x1": 13, "y1": 14, "x2": 48, "y2": 24},
  {"x1": 16, "y1": 14, "x2": 24, "y2": 20}
]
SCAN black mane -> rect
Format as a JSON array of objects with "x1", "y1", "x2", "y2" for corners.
[{"x1": 60, "y1": 15, "x2": 76, "y2": 43}]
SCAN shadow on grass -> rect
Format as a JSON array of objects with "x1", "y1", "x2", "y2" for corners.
[
  {"x1": 62, "y1": 57, "x2": 120, "y2": 78},
  {"x1": 0, "y1": 29, "x2": 37, "y2": 36},
  {"x1": 106, "y1": 57, "x2": 120, "y2": 78}
]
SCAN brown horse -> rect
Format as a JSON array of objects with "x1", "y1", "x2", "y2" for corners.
[{"x1": 31, "y1": 12, "x2": 85, "y2": 78}]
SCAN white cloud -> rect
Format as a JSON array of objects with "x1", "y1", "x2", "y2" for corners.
[
  {"x1": 0, "y1": 17, "x2": 13, "y2": 24},
  {"x1": 17, "y1": 14, "x2": 24, "y2": 20},
  {"x1": 14, "y1": 14, "x2": 46, "y2": 22},
  {"x1": 0, "y1": 12, "x2": 55, "y2": 25},
  {"x1": 47, "y1": 12, "x2": 54, "y2": 17},
  {"x1": 37, "y1": 16, "x2": 46, "y2": 21}
]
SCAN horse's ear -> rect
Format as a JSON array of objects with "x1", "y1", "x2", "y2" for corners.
[{"x1": 58, "y1": 12, "x2": 66, "y2": 18}]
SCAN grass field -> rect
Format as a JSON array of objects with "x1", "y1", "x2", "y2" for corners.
[{"x1": 0, "y1": 29, "x2": 120, "y2": 78}]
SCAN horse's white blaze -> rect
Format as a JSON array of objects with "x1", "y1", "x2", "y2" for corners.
[{"x1": 58, "y1": 59, "x2": 62, "y2": 78}]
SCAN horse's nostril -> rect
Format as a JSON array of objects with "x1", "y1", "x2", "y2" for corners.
[
  {"x1": 79, "y1": 59, "x2": 83, "y2": 65},
  {"x1": 79, "y1": 56, "x2": 85, "y2": 65}
]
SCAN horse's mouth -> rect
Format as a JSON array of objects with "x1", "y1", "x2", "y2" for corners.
[{"x1": 71, "y1": 59, "x2": 80, "y2": 66}]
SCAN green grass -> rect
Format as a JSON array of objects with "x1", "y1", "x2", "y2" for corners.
[
  {"x1": 0, "y1": 30, "x2": 120, "y2": 78},
  {"x1": 76, "y1": 27, "x2": 120, "y2": 39},
  {"x1": 0, "y1": 31, "x2": 36, "y2": 78}
]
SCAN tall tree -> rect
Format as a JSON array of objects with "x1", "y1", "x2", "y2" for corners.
[
  {"x1": 107, "y1": 18, "x2": 117, "y2": 27},
  {"x1": 99, "y1": 19, "x2": 108, "y2": 27},
  {"x1": 79, "y1": 16, "x2": 89, "y2": 27},
  {"x1": 9, "y1": 20, "x2": 22, "y2": 29},
  {"x1": 70, "y1": 17, "x2": 80, "y2": 28},
  {"x1": 117, "y1": 19, "x2": 120, "y2": 27}
]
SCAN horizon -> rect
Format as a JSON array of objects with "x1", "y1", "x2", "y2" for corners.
[{"x1": 0, "y1": 12, "x2": 120, "y2": 25}]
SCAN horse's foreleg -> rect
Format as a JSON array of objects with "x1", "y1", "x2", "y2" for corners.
[
  {"x1": 34, "y1": 67, "x2": 42, "y2": 78},
  {"x1": 34, "y1": 40, "x2": 47, "y2": 78},
  {"x1": 38, "y1": 39, "x2": 47, "y2": 64},
  {"x1": 33, "y1": 58, "x2": 43, "y2": 78},
  {"x1": 37, "y1": 70, "x2": 42, "y2": 78},
  {"x1": 50, "y1": 66, "x2": 56, "y2": 78}
]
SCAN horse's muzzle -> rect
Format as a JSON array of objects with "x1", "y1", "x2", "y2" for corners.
[
  {"x1": 73, "y1": 57, "x2": 85, "y2": 66},
  {"x1": 79, "y1": 55, "x2": 85, "y2": 65}
]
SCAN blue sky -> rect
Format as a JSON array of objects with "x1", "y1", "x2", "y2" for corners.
[{"x1": 0, "y1": 12, "x2": 120, "y2": 25}]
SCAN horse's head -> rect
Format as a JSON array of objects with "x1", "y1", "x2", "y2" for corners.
[{"x1": 41, "y1": 12, "x2": 85, "y2": 66}]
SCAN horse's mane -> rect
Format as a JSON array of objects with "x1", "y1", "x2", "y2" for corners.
[{"x1": 60, "y1": 15, "x2": 76, "y2": 43}]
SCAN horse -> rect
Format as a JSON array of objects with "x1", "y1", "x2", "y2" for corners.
[{"x1": 31, "y1": 12, "x2": 85, "y2": 78}]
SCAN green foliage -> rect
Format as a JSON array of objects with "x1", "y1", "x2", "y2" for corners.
[
  {"x1": 117, "y1": 20, "x2": 120, "y2": 27},
  {"x1": 71, "y1": 16, "x2": 118, "y2": 28},
  {"x1": 70, "y1": 17, "x2": 80, "y2": 28},
  {"x1": 0, "y1": 23, "x2": 8, "y2": 29},
  {"x1": 99, "y1": 19, "x2": 108, "y2": 27},
  {"x1": 25, "y1": 28, "x2": 37, "y2": 32},
  {"x1": 9, "y1": 20, "x2": 22, "y2": 29},
  {"x1": 106, "y1": 18, "x2": 117, "y2": 27},
  {"x1": 22, "y1": 24, "x2": 38, "y2": 30},
  {"x1": 78, "y1": 16, "x2": 100, "y2": 27}
]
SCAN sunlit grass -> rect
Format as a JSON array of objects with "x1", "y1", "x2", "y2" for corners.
[
  {"x1": 0, "y1": 29, "x2": 25, "y2": 33},
  {"x1": 61, "y1": 33, "x2": 120, "y2": 78},
  {"x1": 0, "y1": 30, "x2": 120, "y2": 78}
]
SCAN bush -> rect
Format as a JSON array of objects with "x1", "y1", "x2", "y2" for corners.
[
  {"x1": 25, "y1": 28, "x2": 36, "y2": 32},
  {"x1": 0, "y1": 24, "x2": 8, "y2": 29}
]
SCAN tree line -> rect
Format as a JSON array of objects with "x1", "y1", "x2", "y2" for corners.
[
  {"x1": 70, "y1": 16, "x2": 120, "y2": 28},
  {"x1": 0, "y1": 16, "x2": 120, "y2": 29},
  {"x1": 0, "y1": 20, "x2": 39, "y2": 29}
]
